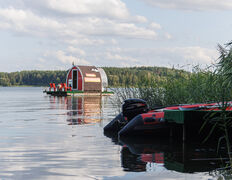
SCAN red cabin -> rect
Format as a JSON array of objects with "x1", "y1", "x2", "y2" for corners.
[{"x1": 66, "y1": 65, "x2": 108, "y2": 93}]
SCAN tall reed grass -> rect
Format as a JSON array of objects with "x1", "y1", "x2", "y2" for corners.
[
  {"x1": 112, "y1": 65, "x2": 219, "y2": 109},
  {"x1": 112, "y1": 41, "x2": 232, "y2": 173}
]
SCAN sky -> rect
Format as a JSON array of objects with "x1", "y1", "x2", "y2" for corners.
[{"x1": 0, "y1": 0, "x2": 231, "y2": 72}]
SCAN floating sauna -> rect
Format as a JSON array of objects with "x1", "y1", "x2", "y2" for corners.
[
  {"x1": 66, "y1": 65, "x2": 108, "y2": 93},
  {"x1": 44, "y1": 65, "x2": 112, "y2": 96}
]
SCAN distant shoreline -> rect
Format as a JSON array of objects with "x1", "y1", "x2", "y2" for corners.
[{"x1": 0, "y1": 67, "x2": 188, "y2": 87}]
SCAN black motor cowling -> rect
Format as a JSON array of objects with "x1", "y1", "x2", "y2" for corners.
[
  {"x1": 122, "y1": 99, "x2": 149, "y2": 121},
  {"x1": 103, "y1": 99, "x2": 148, "y2": 134}
]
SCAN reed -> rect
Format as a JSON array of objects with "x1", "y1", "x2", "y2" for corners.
[
  {"x1": 201, "y1": 42, "x2": 232, "y2": 170},
  {"x1": 112, "y1": 41, "x2": 232, "y2": 173},
  {"x1": 112, "y1": 65, "x2": 218, "y2": 109}
]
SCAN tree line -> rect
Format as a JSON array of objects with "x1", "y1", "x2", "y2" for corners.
[
  {"x1": 0, "y1": 66, "x2": 188, "y2": 87},
  {"x1": 0, "y1": 71, "x2": 67, "y2": 86}
]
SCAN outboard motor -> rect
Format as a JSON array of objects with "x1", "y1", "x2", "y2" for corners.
[
  {"x1": 104, "y1": 99, "x2": 148, "y2": 134},
  {"x1": 122, "y1": 99, "x2": 149, "y2": 121}
]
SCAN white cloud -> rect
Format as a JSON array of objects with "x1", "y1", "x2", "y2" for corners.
[
  {"x1": 163, "y1": 46, "x2": 218, "y2": 64},
  {"x1": 63, "y1": 17, "x2": 157, "y2": 39},
  {"x1": 67, "y1": 46, "x2": 86, "y2": 56},
  {"x1": 106, "y1": 52, "x2": 139, "y2": 63},
  {"x1": 135, "y1": 15, "x2": 148, "y2": 23},
  {"x1": 0, "y1": 8, "x2": 64, "y2": 36},
  {"x1": 65, "y1": 38, "x2": 105, "y2": 46},
  {"x1": 176, "y1": 47, "x2": 217, "y2": 65},
  {"x1": 28, "y1": 0, "x2": 130, "y2": 20},
  {"x1": 150, "y1": 22, "x2": 162, "y2": 29},
  {"x1": 140, "y1": 0, "x2": 232, "y2": 11},
  {"x1": 105, "y1": 46, "x2": 218, "y2": 68},
  {"x1": 0, "y1": 6, "x2": 158, "y2": 41},
  {"x1": 54, "y1": 50, "x2": 90, "y2": 65},
  {"x1": 111, "y1": 22, "x2": 157, "y2": 39}
]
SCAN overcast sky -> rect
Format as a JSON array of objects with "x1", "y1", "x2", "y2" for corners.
[{"x1": 0, "y1": 0, "x2": 231, "y2": 72}]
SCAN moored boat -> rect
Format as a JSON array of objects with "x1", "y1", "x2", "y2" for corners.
[{"x1": 104, "y1": 99, "x2": 232, "y2": 138}]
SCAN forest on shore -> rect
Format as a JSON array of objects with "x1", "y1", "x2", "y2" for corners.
[{"x1": 0, "y1": 66, "x2": 188, "y2": 87}]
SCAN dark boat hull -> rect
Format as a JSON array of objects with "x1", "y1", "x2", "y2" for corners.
[
  {"x1": 118, "y1": 114, "x2": 182, "y2": 137},
  {"x1": 104, "y1": 99, "x2": 232, "y2": 138}
]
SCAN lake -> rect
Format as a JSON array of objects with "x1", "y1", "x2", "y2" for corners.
[{"x1": 0, "y1": 87, "x2": 228, "y2": 180}]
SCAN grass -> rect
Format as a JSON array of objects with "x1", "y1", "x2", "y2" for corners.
[
  {"x1": 112, "y1": 41, "x2": 232, "y2": 175},
  {"x1": 112, "y1": 65, "x2": 219, "y2": 109}
]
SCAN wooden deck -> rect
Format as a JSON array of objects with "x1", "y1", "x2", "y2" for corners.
[{"x1": 44, "y1": 90, "x2": 114, "y2": 96}]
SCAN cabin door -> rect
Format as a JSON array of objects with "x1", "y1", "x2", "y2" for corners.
[{"x1": 72, "y1": 70, "x2": 78, "y2": 90}]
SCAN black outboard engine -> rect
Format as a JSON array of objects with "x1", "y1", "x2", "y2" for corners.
[
  {"x1": 122, "y1": 99, "x2": 149, "y2": 121},
  {"x1": 104, "y1": 99, "x2": 148, "y2": 134}
]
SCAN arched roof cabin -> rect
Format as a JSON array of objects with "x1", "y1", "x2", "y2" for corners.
[{"x1": 66, "y1": 65, "x2": 107, "y2": 92}]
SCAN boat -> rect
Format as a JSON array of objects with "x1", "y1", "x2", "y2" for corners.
[{"x1": 104, "y1": 99, "x2": 232, "y2": 139}]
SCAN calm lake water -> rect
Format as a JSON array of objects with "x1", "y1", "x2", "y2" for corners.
[{"x1": 0, "y1": 87, "x2": 228, "y2": 180}]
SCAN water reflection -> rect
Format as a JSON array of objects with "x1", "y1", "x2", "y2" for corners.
[
  {"x1": 66, "y1": 96, "x2": 102, "y2": 125},
  {"x1": 48, "y1": 95, "x2": 103, "y2": 125},
  {"x1": 110, "y1": 135, "x2": 229, "y2": 173}
]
